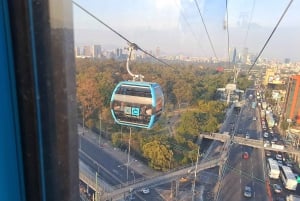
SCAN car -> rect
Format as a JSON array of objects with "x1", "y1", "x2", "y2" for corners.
[
  {"x1": 125, "y1": 194, "x2": 135, "y2": 201},
  {"x1": 274, "y1": 197, "x2": 285, "y2": 201},
  {"x1": 265, "y1": 150, "x2": 271, "y2": 157},
  {"x1": 264, "y1": 141, "x2": 270, "y2": 147},
  {"x1": 272, "y1": 137, "x2": 278, "y2": 143},
  {"x1": 263, "y1": 132, "x2": 269, "y2": 138},
  {"x1": 276, "y1": 153, "x2": 282, "y2": 161},
  {"x1": 180, "y1": 177, "x2": 189, "y2": 182},
  {"x1": 286, "y1": 161, "x2": 293, "y2": 167},
  {"x1": 245, "y1": 134, "x2": 250, "y2": 139},
  {"x1": 243, "y1": 186, "x2": 252, "y2": 198},
  {"x1": 141, "y1": 188, "x2": 150, "y2": 194},
  {"x1": 273, "y1": 184, "x2": 282, "y2": 193},
  {"x1": 253, "y1": 117, "x2": 257, "y2": 121},
  {"x1": 242, "y1": 152, "x2": 249, "y2": 159}
]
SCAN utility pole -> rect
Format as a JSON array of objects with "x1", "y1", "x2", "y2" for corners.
[
  {"x1": 191, "y1": 147, "x2": 200, "y2": 201},
  {"x1": 95, "y1": 172, "x2": 98, "y2": 201},
  {"x1": 82, "y1": 106, "x2": 85, "y2": 135},
  {"x1": 127, "y1": 127, "x2": 132, "y2": 183},
  {"x1": 99, "y1": 112, "x2": 101, "y2": 145}
]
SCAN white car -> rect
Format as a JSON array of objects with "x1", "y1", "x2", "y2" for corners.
[
  {"x1": 245, "y1": 134, "x2": 250, "y2": 139},
  {"x1": 276, "y1": 154, "x2": 282, "y2": 161},
  {"x1": 141, "y1": 188, "x2": 150, "y2": 194},
  {"x1": 244, "y1": 186, "x2": 252, "y2": 198}
]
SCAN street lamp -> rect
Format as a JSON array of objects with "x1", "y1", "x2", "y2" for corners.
[
  {"x1": 127, "y1": 127, "x2": 132, "y2": 183},
  {"x1": 99, "y1": 112, "x2": 102, "y2": 145},
  {"x1": 169, "y1": 151, "x2": 173, "y2": 171},
  {"x1": 131, "y1": 170, "x2": 135, "y2": 184},
  {"x1": 81, "y1": 105, "x2": 85, "y2": 135}
]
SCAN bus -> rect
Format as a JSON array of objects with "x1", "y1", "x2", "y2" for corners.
[
  {"x1": 267, "y1": 158, "x2": 280, "y2": 179},
  {"x1": 280, "y1": 166, "x2": 298, "y2": 190}
]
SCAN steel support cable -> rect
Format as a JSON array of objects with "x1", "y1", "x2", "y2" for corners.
[
  {"x1": 248, "y1": 0, "x2": 294, "y2": 73},
  {"x1": 173, "y1": 0, "x2": 207, "y2": 56},
  {"x1": 225, "y1": 0, "x2": 231, "y2": 68},
  {"x1": 72, "y1": 1, "x2": 173, "y2": 68},
  {"x1": 193, "y1": 0, "x2": 218, "y2": 59},
  {"x1": 243, "y1": 0, "x2": 256, "y2": 47}
]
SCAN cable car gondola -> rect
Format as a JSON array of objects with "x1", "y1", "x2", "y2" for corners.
[
  {"x1": 110, "y1": 81, "x2": 164, "y2": 129},
  {"x1": 110, "y1": 43, "x2": 164, "y2": 129}
]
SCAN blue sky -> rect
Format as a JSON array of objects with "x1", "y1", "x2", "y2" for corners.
[{"x1": 73, "y1": 0, "x2": 300, "y2": 61}]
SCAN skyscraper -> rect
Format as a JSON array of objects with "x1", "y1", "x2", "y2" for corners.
[
  {"x1": 74, "y1": 46, "x2": 81, "y2": 57},
  {"x1": 83, "y1": 46, "x2": 92, "y2": 57},
  {"x1": 156, "y1": 47, "x2": 160, "y2": 57},
  {"x1": 92, "y1": 45, "x2": 102, "y2": 58},
  {"x1": 284, "y1": 75, "x2": 300, "y2": 124},
  {"x1": 242, "y1": 48, "x2": 248, "y2": 64}
]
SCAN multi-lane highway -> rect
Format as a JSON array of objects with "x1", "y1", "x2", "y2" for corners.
[
  {"x1": 79, "y1": 135, "x2": 143, "y2": 187},
  {"x1": 218, "y1": 90, "x2": 268, "y2": 201}
]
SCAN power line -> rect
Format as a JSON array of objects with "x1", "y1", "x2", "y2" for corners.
[
  {"x1": 248, "y1": 0, "x2": 294, "y2": 73},
  {"x1": 173, "y1": 0, "x2": 207, "y2": 56},
  {"x1": 243, "y1": 0, "x2": 256, "y2": 47},
  {"x1": 72, "y1": 1, "x2": 173, "y2": 68},
  {"x1": 193, "y1": 0, "x2": 218, "y2": 59},
  {"x1": 225, "y1": 0, "x2": 231, "y2": 68}
]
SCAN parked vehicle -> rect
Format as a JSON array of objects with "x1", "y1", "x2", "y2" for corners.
[
  {"x1": 286, "y1": 194, "x2": 300, "y2": 201},
  {"x1": 242, "y1": 152, "x2": 249, "y2": 160},
  {"x1": 141, "y1": 188, "x2": 150, "y2": 194},
  {"x1": 273, "y1": 184, "x2": 282, "y2": 193},
  {"x1": 243, "y1": 186, "x2": 252, "y2": 198},
  {"x1": 264, "y1": 132, "x2": 269, "y2": 138}
]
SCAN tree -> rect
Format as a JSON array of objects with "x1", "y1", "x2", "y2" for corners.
[
  {"x1": 76, "y1": 66, "x2": 101, "y2": 119},
  {"x1": 142, "y1": 140, "x2": 173, "y2": 171}
]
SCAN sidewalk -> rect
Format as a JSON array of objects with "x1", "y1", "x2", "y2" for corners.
[{"x1": 78, "y1": 125, "x2": 160, "y2": 178}]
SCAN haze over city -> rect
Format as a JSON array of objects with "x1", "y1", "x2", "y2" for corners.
[{"x1": 73, "y1": 0, "x2": 300, "y2": 61}]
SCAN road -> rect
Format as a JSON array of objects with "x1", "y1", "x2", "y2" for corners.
[
  {"x1": 218, "y1": 89, "x2": 268, "y2": 201},
  {"x1": 79, "y1": 135, "x2": 143, "y2": 187}
]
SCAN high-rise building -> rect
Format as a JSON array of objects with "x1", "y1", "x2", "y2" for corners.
[
  {"x1": 284, "y1": 75, "x2": 300, "y2": 124},
  {"x1": 242, "y1": 48, "x2": 248, "y2": 64},
  {"x1": 92, "y1": 45, "x2": 102, "y2": 58},
  {"x1": 284, "y1": 58, "x2": 291, "y2": 64},
  {"x1": 83, "y1": 46, "x2": 92, "y2": 57},
  {"x1": 75, "y1": 46, "x2": 81, "y2": 57},
  {"x1": 116, "y1": 48, "x2": 122, "y2": 58},
  {"x1": 156, "y1": 47, "x2": 160, "y2": 57}
]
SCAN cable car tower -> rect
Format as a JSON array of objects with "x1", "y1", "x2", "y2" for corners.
[
  {"x1": 110, "y1": 43, "x2": 164, "y2": 129},
  {"x1": 226, "y1": 48, "x2": 240, "y2": 104}
]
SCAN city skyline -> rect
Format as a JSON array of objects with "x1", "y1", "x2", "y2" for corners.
[{"x1": 73, "y1": 0, "x2": 300, "y2": 62}]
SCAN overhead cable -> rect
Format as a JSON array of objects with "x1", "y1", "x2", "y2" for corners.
[
  {"x1": 72, "y1": 1, "x2": 173, "y2": 68},
  {"x1": 193, "y1": 0, "x2": 218, "y2": 59},
  {"x1": 173, "y1": 0, "x2": 207, "y2": 56},
  {"x1": 225, "y1": 0, "x2": 231, "y2": 68},
  {"x1": 248, "y1": 0, "x2": 294, "y2": 73},
  {"x1": 243, "y1": 0, "x2": 256, "y2": 47}
]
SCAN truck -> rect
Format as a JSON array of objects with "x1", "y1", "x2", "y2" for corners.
[
  {"x1": 262, "y1": 102, "x2": 267, "y2": 110},
  {"x1": 286, "y1": 194, "x2": 300, "y2": 201},
  {"x1": 266, "y1": 112, "x2": 275, "y2": 128},
  {"x1": 271, "y1": 144, "x2": 284, "y2": 150},
  {"x1": 261, "y1": 110, "x2": 266, "y2": 119}
]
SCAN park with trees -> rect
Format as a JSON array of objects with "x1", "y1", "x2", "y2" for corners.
[{"x1": 76, "y1": 58, "x2": 252, "y2": 171}]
